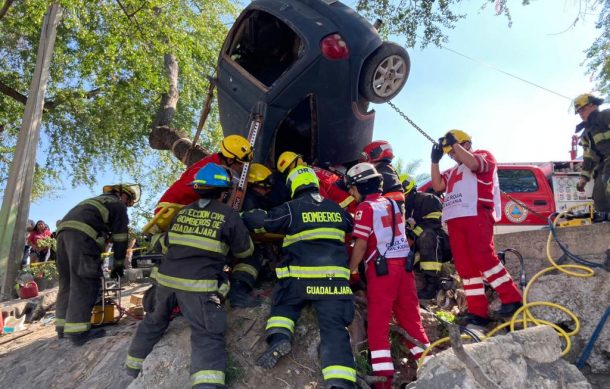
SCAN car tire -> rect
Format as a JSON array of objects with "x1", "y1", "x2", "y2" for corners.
[{"x1": 359, "y1": 42, "x2": 410, "y2": 104}]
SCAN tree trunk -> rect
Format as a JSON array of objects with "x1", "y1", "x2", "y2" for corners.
[{"x1": 148, "y1": 53, "x2": 210, "y2": 167}]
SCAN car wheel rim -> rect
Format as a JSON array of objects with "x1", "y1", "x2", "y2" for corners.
[{"x1": 372, "y1": 54, "x2": 407, "y2": 98}]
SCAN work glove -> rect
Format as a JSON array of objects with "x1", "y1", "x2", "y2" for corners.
[
  {"x1": 444, "y1": 132, "x2": 458, "y2": 147},
  {"x1": 111, "y1": 259, "x2": 125, "y2": 279},
  {"x1": 431, "y1": 141, "x2": 444, "y2": 164},
  {"x1": 576, "y1": 177, "x2": 588, "y2": 192}
]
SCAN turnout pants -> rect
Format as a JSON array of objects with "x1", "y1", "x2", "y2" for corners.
[
  {"x1": 416, "y1": 228, "x2": 450, "y2": 274},
  {"x1": 55, "y1": 230, "x2": 102, "y2": 336},
  {"x1": 593, "y1": 158, "x2": 610, "y2": 213},
  {"x1": 126, "y1": 285, "x2": 227, "y2": 388},
  {"x1": 446, "y1": 207, "x2": 522, "y2": 318},
  {"x1": 264, "y1": 284, "x2": 357, "y2": 387},
  {"x1": 366, "y1": 260, "x2": 429, "y2": 384}
]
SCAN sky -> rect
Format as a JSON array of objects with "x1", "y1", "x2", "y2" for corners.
[{"x1": 26, "y1": 0, "x2": 604, "y2": 228}]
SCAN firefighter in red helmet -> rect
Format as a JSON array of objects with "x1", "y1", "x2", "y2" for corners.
[{"x1": 361, "y1": 140, "x2": 405, "y2": 214}]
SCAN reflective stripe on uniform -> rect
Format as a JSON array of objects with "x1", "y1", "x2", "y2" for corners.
[
  {"x1": 191, "y1": 370, "x2": 225, "y2": 386},
  {"x1": 275, "y1": 265, "x2": 350, "y2": 279},
  {"x1": 112, "y1": 233, "x2": 128, "y2": 242},
  {"x1": 412, "y1": 225, "x2": 423, "y2": 237},
  {"x1": 265, "y1": 316, "x2": 295, "y2": 333},
  {"x1": 218, "y1": 281, "x2": 230, "y2": 298},
  {"x1": 419, "y1": 261, "x2": 442, "y2": 271},
  {"x1": 233, "y1": 263, "x2": 258, "y2": 278},
  {"x1": 422, "y1": 211, "x2": 442, "y2": 220},
  {"x1": 593, "y1": 131, "x2": 610, "y2": 144},
  {"x1": 155, "y1": 272, "x2": 218, "y2": 292},
  {"x1": 64, "y1": 321, "x2": 91, "y2": 333},
  {"x1": 55, "y1": 318, "x2": 65, "y2": 327},
  {"x1": 57, "y1": 220, "x2": 106, "y2": 248},
  {"x1": 322, "y1": 365, "x2": 357, "y2": 382},
  {"x1": 282, "y1": 228, "x2": 345, "y2": 247},
  {"x1": 150, "y1": 266, "x2": 158, "y2": 280},
  {"x1": 168, "y1": 232, "x2": 229, "y2": 255},
  {"x1": 125, "y1": 355, "x2": 144, "y2": 370},
  {"x1": 79, "y1": 199, "x2": 110, "y2": 223},
  {"x1": 233, "y1": 239, "x2": 254, "y2": 259}
]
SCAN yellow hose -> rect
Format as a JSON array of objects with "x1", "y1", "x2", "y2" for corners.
[{"x1": 418, "y1": 203, "x2": 598, "y2": 369}]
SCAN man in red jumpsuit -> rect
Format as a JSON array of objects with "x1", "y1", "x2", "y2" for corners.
[
  {"x1": 152, "y1": 135, "x2": 253, "y2": 230},
  {"x1": 430, "y1": 129, "x2": 522, "y2": 327},
  {"x1": 276, "y1": 151, "x2": 357, "y2": 213},
  {"x1": 346, "y1": 162, "x2": 429, "y2": 389}
]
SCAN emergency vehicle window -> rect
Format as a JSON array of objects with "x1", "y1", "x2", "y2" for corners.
[
  {"x1": 498, "y1": 170, "x2": 539, "y2": 193},
  {"x1": 227, "y1": 10, "x2": 303, "y2": 87}
]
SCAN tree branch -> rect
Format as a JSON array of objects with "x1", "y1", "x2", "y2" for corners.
[
  {"x1": 0, "y1": 0, "x2": 15, "y2": 21},
  {"x1": 447, "y1": 325, "x2": 500, "y2": 389},
  {"x1": 0, "y1": 79, "x2": 101, "y2": 110},
  {"x1": 0, "y1": 79, "x2": 27, "y2": 105}
]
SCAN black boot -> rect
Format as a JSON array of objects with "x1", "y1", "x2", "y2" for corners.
[
  {"x1": 68, "y1": 327, "x2": 106, "y2": 346},
  {"x1": 228, "y1": 281, "x2": 261, "y2": 308},
  {"x1": 491, "y1": 301, "x2": 523, "y2": 319},
  {"x1": 417, "y1": 274, "x2": 440, "y2": 300},
  {"x1": 457, "y1": 313, "x2": 491, "y2": 327},
  {"x1": 56, "y1": 328, "x2": 64, "y2": 339},
  {"x1": 257, "y1": 336, "x2": 291, "y2": 369}
]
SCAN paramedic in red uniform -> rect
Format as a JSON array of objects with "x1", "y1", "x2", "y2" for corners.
[
  {"x1": 346, "y1": 162, "x2": 429, "y2": 389},
  {"x1": 430, "y1": 129, "x2": 522, "y2": 327}
]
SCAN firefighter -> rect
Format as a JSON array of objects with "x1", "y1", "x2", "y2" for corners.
[
  {"x1": 125, "y1": 163, "x2": 254, "y2": 387},
  {"x1": 276, "y1": 151, "x2": 357, "y2": 213},
  {"x1": 360, "y1": 141, "x2": 405, "y2": 214},
  {"x1": 228, "y1": 163, "x2": 275, "y2": 308},
  {"x1": 574, "y1": 93, "x2": 610, "y2": 221},
  {"x1": 55, "y1": 183, "x2": 140, "y2": 345},
  {"x1": 430, "y1": 129, "x2": 522, "y2": 327},
  {"x1": 153, "y1": 134, "x2": 253, "y2": 231},
  {"x1": 242, "y1": 166, "x2": 357, "y2": 389},
  {"x1": 401, "y1": 174, "x2": 451, "y2": 299},
  {"x1": 346, "y1": 163, "x2": 429, "y2": 389}
]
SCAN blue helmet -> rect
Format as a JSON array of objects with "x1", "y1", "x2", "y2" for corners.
[{"x1": 190, "y1": 163, "x2": 233, "y2": 190}]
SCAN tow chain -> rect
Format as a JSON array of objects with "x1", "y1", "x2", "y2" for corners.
[{"x1": 387, "y1": 101, "x2": 437, "y2": 144}]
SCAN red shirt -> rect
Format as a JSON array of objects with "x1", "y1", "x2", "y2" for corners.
[
  {"x1": 28, "y1": 229, "x2": 51, "y2": 251},
  {"x1": 352, "y1": 193, "x2": 409, "y2": 264},
  {"x1": 157, "y1": 153, "x2": 224, "y2": 207},
  {"x1": 312, "y1": 167, "x2": 356, "y2": 213},
  {"x1": 442, "y1": 149, "x2": 497, "y2": 209}
]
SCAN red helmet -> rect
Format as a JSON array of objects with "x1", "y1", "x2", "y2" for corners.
[{"x1": 361, "y1": 140, "x2": 394, "y2": 163}]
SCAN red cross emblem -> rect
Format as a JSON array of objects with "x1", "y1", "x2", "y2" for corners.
[
  {"x1": 380, "y1": 205, "x2": 402, "y2": 236},
  {"x1": 447, "y1": 170, "x2": 463, "y2": 193}
]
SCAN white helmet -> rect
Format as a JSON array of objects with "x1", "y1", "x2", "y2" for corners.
[{"x1": 345, "y1": 162, "x2": 382, "y2": 186}]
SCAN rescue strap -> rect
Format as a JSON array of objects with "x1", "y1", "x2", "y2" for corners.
[
  {"x1": 275, "y1": 265, "x2": 350, "y2": 280},
  {"x1": 282, "y1": 227, "x2": 345, "y2": 247}
]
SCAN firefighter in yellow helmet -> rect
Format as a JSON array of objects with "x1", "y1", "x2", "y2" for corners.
[
  {"x1": 401, "y1": 174, "x2": 451, "y2": 299},
  {"x1": 241, "y1": 167, "x2": 357, "y2": 388},
  {"x1": 55, "y1": 183, "x2": 139, "y2": 345},
  {"x1": 153, "y1": 135, "x2": 253, "y2": 231},
  {"x1": 573, "y1": 94, "x2": 610, "y2": 219},
  {"x1": 228, "y1": 163, "x2": 275, "y2": 308},
  {"x1": 277, "y1": 151, "x2": 356, "y2": 212}
]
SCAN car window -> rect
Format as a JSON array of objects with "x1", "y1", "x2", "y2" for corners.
[
  {"x1": 498, "y1": 169, "x2": 539, "y2": 193},
  {"x1": 227, "y1": 10, "x2": 302, "y2": 87}
]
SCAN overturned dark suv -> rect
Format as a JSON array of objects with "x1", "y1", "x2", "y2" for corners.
[{"x1": 217, "y1": 0, "x2": 410, "y2": 166}]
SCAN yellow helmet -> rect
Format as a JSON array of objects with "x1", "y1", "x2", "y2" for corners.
[
  {"x1": 286, "y1": 166, "x2": 319, "y2": 198},
  {"x1": 103, "y1": 183, "x2": 141, "y2": 206},
  {"x1": 442, "y1": 129, "x2": 471, "y2": 154},
  {"x1": 277, "y1": 151, "x2": 305, "y2": 173},
  {"x1": 220, "y1": 135, "x2": 253, "y2": 162},
  {"x1": 573, "y1": 93, "x2": 604, "y2": 114},
  {"x1": 247, "y1": 163, "x2": 273, "y2": 188},
  {"x1": 400, "y1": 174, "x2": 417, "y2": 195}
]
